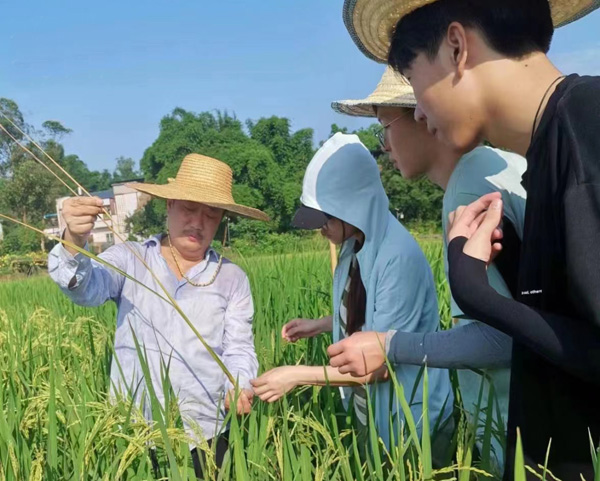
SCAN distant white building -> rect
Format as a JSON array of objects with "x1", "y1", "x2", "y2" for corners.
[{"x1": 47, "y1": 180, "x2": 150, "y2": 253}]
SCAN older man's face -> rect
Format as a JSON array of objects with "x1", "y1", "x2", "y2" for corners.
[{"x1": 167, "y1": 200, "x2": 224, "y2": 256}]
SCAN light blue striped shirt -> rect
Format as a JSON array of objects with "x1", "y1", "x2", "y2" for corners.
[{"x1": 48, "y1": 234, "x2": 258, "y2": 442}]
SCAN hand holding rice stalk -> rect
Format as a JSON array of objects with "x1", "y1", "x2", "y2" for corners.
[{"x1": 60, "y1": 197, "x2": 104, "y2": 248}]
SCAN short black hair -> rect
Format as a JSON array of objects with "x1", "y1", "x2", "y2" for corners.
[{"x1": 388, "y1": 0, "x2": 554, "y2": 73}]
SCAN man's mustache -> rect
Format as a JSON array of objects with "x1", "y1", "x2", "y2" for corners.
[{"x1": 183, "y1": 229, "x2": 204, "y2": 238}]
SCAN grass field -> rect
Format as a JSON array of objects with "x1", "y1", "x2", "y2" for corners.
[{"x1": 0, "y1": 238, "x2": 567, "y2": 480}]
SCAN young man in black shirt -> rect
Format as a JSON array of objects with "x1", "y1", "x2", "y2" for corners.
[{"x1": 335, "y1": 0, "x2": 600, "y2": 479}]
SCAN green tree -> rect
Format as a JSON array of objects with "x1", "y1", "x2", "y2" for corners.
[
  {"x1": 86, "y1": 169, "x2": 113, "y2": 192},
  {"x1": 113, "y1": 156, "x2": 140, "y2": 182},
  {"x1": 42, "y1": 120, "x2": 73, "y2": 141},
  {"x1": 140, "y1": 108, "x2": 314, "y2": 234},
  {"x1": 3, "y1": 158, "x2": 58, "y2": 223},
  {"x1": 0, "y1": 100, "x2": 118, "y2": 254},
  {"x1": 247, "y1": 116, "x2": 314, "y2": 227},
  {"x1": 4, "y1": 138, "x2": 70, "y2": 225},
  {"x1": 0, "y1": 223, "x2": 43, "y2": 255},
  {"x1": 126, "y1": 198, "x2": 166, "y2": 239},
  {"x1": 0, "y1": 98, "x2": 28, "y2": 170},
  {"x1": 379, "y1": 159, "x2": 443, "y2": 225}
]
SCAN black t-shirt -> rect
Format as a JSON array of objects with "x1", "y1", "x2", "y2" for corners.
[{"x1": 448, "y1": 74, "x2": 600, "y2": 481}]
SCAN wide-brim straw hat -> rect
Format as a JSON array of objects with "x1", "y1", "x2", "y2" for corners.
[
  {"x1": 332, "y1": 66, "x2": 416, "y2": 117},
  {"x1": 128, "y1": 154, "x2": 270, "y2": 222},
  {"x1": 343, "y1": 0, "x2": 600, "y2": 63}
]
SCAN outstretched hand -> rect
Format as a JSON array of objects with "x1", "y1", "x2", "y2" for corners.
[{"x1": 327, "y1": 331, "x2": 388, "y2": 377}]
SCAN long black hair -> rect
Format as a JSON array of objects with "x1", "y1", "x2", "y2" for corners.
[{"x1": 341, "y1": 222, "x2": 367, "y2": 335}]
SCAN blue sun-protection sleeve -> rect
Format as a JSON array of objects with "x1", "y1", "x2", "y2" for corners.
[{"x1": 386, "y1": 321, "x2": 512, "y2": 370}]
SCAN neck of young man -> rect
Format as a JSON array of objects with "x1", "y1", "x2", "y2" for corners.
[
  {"x1": 483, "y1": 53, "x2": 563, "y2": 157},
  {"x1": 426, "y1": 147, "x2": 462, "y2": 191}
]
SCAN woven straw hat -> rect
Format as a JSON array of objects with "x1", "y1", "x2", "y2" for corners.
[
  {"x1": 332, "y1": 66, "x2": 416, "y2": 117},
  {"x1": 343, "y1": 0, "x2": 600, "y2": 63},
  {"x1": 128, "y1": 154, "x2": 270, "y2": 222}
]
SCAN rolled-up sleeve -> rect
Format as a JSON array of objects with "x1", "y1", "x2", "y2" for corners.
[
  {"x1": 48, "y1": 242, "x2": 127, "y2": 307},
  {"x1": 222, "y1": 274, "x2": 258, "y2": 391}
]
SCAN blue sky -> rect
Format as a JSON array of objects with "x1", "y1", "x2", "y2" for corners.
[{"x1": 1, "y1": 0, "x2": 599, "y2": 172}]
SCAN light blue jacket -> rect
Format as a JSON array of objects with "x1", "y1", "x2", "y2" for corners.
[{"x1": 301, "y1": 133, "x2": 453, "y2": 447}]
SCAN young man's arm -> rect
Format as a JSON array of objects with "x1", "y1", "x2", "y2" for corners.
[
  {"x1": 448, "y1": 236, "x2": 600, "y2": 384},
  {"x1": 386, "y1": 176, "x2": 522, "y2": 371},
  {"x1": 386, "y1": 322, "x2": 511, "y2": 369},
  {"x1": 387, "y1": 214, "x2": 520, "y2": 370}
]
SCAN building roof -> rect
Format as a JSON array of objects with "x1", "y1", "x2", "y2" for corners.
[{"x1": 92, "y1": 189, "x2": 114, "y2": 200}]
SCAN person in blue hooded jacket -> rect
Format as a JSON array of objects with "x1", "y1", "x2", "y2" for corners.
[{"x1": 251, "y1": 133, "x2": 453, "y2": 450}]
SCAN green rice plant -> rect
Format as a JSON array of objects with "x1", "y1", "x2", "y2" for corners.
[
  {"x1": 0, "y1": 240, "x2": 563, "y2": 480},
  {"x1": 591, "y1": 431, "x2": 600, "y2": 481}
]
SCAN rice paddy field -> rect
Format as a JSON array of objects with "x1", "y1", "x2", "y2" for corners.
[{"x1": 0, "y1": 238, "x2": 557, "y2": 480}]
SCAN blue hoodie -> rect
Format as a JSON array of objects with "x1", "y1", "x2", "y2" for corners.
[{"x1": 300, "y1": 133, "x2": 453, "y2": 446}]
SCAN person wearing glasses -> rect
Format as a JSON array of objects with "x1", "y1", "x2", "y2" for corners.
[
  {"x1": 325, "y1": 67, "x2": 527, "y2": 477},
  {"x1": 251, "y1": 132, "x2": 454, "y2": 458}
]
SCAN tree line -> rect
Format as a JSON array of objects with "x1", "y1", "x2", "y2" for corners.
[{"x1": 0, "y1": 98, "x2": 443, "y2": 254}]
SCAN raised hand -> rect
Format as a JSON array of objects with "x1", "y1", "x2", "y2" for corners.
[{"x1": 62, "y1": 196, "x2": 104, "y2": 253}]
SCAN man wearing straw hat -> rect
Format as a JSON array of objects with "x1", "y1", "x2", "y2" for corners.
[
  {"x1": 48, "y1": 153, "x2": 269, "y2": 477},
  {"x1": 337, "y1": 0, "x2": 600, "y2": 479},
  {"x1": 310, "y1": 66, "x2": 526, "y2": 477}
]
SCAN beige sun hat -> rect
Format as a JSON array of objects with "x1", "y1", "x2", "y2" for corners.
[
  {"x1": 128, "y1": 154, "x2": 270, "y2": 222},
  {"x1": 343, "y1": 0, "x2": 600, "y2": 63},
  {"x1": 332, "y1": 66, "x2": 416, "y2": 117}
]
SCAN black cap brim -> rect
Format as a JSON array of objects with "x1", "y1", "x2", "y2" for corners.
[{"x1": 292, "y1": 205, "x2": 329, "y2": 230}]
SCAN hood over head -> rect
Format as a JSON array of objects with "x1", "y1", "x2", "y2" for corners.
[{"x1": 296, "y1": 132, "x2": 391, "y2": 284}]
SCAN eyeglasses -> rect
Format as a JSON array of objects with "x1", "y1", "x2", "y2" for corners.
[{"x1": 376, "y1": 112, "x2": 411, "y2": 149}]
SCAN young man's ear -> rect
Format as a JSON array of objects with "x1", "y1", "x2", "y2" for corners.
[{"x1": 445, "y1": 22, "x2": 469, "y2": 78}]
